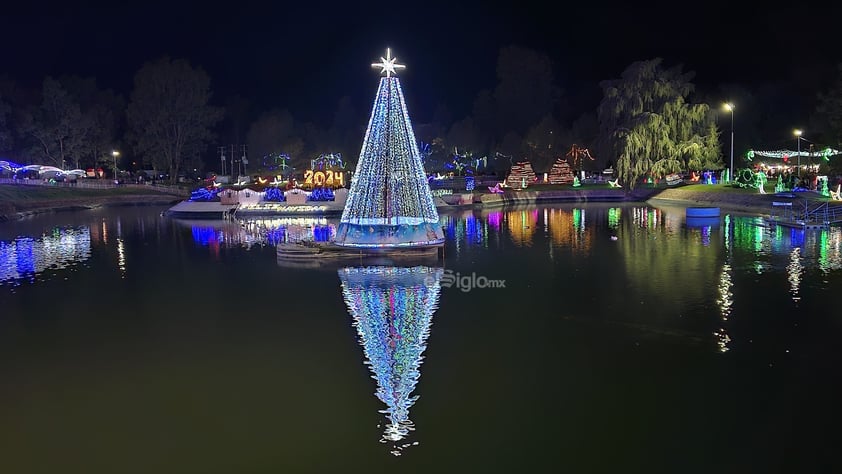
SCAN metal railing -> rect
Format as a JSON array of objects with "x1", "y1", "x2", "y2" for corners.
[
  {"x1": 0, "y1": 177, "x2": 189, "y2": 196},
  {"x1": 772, "y1": 199, "x2": 842, "y2": 226}
]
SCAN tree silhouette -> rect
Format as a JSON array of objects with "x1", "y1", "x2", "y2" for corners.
[
  {"x1": 19, "y1": 77, "x2": 90, "y2": 168},
  {"x1": 0, "y1": 92, "x2": 10, "y2": 153},
  {"x1": 60, "y1": 75, "x2": 125, "y2": 170},
  {"x1": 818, "y1": 63, "x2": 842, "y2": 148},
  {"x1": 127, "y1": 57, "x2": 223, "y2": 183}
]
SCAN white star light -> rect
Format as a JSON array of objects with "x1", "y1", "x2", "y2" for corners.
[{"x1": 371, "y1": 47, "x2": 405, "y2": 77}]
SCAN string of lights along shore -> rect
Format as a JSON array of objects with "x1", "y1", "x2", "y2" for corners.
[{"x1": 333, "y1": 48, "x2": 445, "y2": 248}]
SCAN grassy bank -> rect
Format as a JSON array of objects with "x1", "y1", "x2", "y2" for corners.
[
  {"x1": 0, "y1": 184, "x2": 182, "y2": 202},
  {"x1": 644, "y1": 183, "x2": 832, "y2": 214},
  {"x1": 0, "y1": 184, "x2": 183, "y2": 221}
]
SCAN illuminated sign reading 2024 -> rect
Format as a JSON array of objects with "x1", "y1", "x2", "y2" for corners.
[{"x1": 304, "y1": 169, "x2": 345, "y2": 188}]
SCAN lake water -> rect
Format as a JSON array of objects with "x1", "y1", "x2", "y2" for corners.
[{"x1": 1, "y1": 203, "x2": 841, "y2": 473}]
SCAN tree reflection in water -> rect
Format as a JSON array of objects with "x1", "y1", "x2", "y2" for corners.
[{"x1": 338, "y1": 265, "x2": 443, "y2": 456}]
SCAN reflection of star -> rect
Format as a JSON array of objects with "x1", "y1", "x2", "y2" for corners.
[{"x1": 371, "y1": 48, "x2": 406, "y2": 77}]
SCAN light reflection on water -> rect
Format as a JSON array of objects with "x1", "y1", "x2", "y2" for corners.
[
  {"x1": 4, "y1": 206, "x2": 842, "y2": 296},
  {"x1": 2, "y1": 204, "x2": 842, "y2": 470},
  {"x1": 0, "y1": 226, "x2": 91, "y2": 286},
  {"x1": 338, "y1": 265, "x2": 443, "y2": 457}
]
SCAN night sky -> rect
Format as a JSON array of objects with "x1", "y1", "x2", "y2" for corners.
[{"x1": 3, "y1": 2, "x2": 841, "y2": 126}]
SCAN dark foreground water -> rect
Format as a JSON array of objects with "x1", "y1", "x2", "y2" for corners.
[{"x1": 1, "y1": 203, "x2": 841, "y2": 473}]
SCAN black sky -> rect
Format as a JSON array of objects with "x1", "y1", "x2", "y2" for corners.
[{"x1": 3, "y1": 1, "x2": 840, "y2": 125}]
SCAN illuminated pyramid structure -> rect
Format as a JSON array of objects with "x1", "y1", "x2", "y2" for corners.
[
  {"x1": 506, "y1": 161, "x2": 537, "y2": 188},
  {"x1": 338, "y1": 265, "x2": 443, "y2": 456},
  {"x1": 334, "y1": 49, "x2": 445, "y2": 248},
  {"x1": 547, "y1": 158, "x2": 575, "y2": 185}
]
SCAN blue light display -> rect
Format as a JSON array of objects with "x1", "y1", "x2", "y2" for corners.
[
  {"x1": 312, "y1": 225, "x2": 333, "y2": 242},
  {"x1": 191, "y1": 226, "x2": 220, "y2": 246},
  {"x1": 310, "y1": 153, "x2": 346, "y2": 170},
  {"x1": 308, "y1": 187, "x2": 335, "y2": 202},
  {"x1": 189, "y1": 187, "x2": 220, "y2": 202},
  {"x1": 15, "y1": 237, "x2": 35, "y2": 276},
  {"x1": 264, "y1": 187, "x2": 286, "y2": 202},
  {"x1": 1, "y1": 227, "x2": 91, "y2": 285}
]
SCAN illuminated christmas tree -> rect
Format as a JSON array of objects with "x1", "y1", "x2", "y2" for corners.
[
  {"x1": 547, "y1": 157, "x2": 575, "y2": 185},
  {"x1": 338, "y1": 265, "x2": 443, "y2": 456},
  {"x1": 334, "y1": 49, "x2": 444, "y2": 248},
  {"x1": 506, "y1": 161, "x2": 536, "y2": 188}
]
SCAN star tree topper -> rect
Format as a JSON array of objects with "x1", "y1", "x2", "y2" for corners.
[{"x1": 372, "y1": 48, "x2": 406, "y2": 77}]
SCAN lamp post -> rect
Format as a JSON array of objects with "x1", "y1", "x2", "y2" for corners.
[
  {"x1": 112, "y1": 150, "x2": 120, "y2": 182},
  {"x1": 794, "y1": 130, "x2": 802, "y2": 178},
  {"x1": 724, "y1": 103, "x2": 734, "y2": 182}
]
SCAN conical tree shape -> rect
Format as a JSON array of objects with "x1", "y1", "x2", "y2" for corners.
[
  {"x1": 334, "y1": 51, "x2": 444, "y2": 248},
  {"x1": 338, "y1": 265, "x2": 443, "y2": 455}
]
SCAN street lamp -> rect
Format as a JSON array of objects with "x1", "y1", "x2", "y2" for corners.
[
  {"x1": 724, "y1": 103, "x2": 734, "y2": 182},
  {"x1": 112, "y1": 150, "x2": 120, "y2": 181},
  {"x1": 794, "y1": 130, "x2": 802, "y2": 177}
]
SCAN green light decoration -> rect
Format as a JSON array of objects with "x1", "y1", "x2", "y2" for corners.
[
  {"x1": 775, "y1": 175, "x2": 785, "y2": 194},
  {"x1": 573, "y1": 176, "x2": 581, "y2": 187},
  {"x1": 746, "y1": 150, "x2": 755, "y2": 161},
  {"x1": 819, "y1": 176, "x2": 830, "y2": 197},
  {"x1": 608, "y1": 208, "x2": 621, "y2": 229},
  {"x1": 734, "y1": 168, "x2": 758, "y2": 189},
  {"x1": 754, "y1": 170, "x2": 767, "y2": 194},
  {"x1": 573, "y1": 208, "x2": 584, "y2": 230}
]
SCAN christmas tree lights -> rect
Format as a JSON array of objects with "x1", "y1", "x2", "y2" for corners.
[
  {"x1": 334, "y1": 49, "x2": 444, "y2": 248},
  {"x1": 338, "y1": 265, "x2": 443, "y2": 455}
]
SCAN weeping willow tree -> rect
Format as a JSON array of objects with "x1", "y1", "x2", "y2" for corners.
[{"x1": 597, "y1": 58, "x2": 722, "y2": 191}]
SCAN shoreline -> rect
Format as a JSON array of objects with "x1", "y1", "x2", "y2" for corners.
[
  {"x1": 0, "y1": 195, "x2": 181, "y2": 222},
  {"x1": 643, "y1": 187, "x2": 806, "y2": 216},
  {"x1": 1, "y1": 184, "x2": 824, "y2": 222}
]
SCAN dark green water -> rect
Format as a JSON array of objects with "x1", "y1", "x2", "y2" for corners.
[{"x1": 1, "y1": 203, "x2": 841, "y2": 473}]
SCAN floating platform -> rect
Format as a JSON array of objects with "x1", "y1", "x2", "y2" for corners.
[
  {"x1": 686, "y1": 207, "x2": 720, "y2": 218},
  {"x1": 235, "y1": 201, "x2": 345, "y2": 217},
  {"x1": 768, "y1": 219, "x2": 829, "y2": 230},
  {"x1": 166, "y1": 198, "x2": 456, "y2": 219},
  {"x1": 686, "y1": 216, "x2": 721, "y2": 228},
  {"x1": 163, "y1": 200, "x2": 238, "y2": 219},
  {"x1": 277, "y1": 240, "x2": 443, "y2": 261}
]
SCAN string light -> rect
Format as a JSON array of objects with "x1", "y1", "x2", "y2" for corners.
[
  {"x1": 747, "y1": 148, "x2": 840, "y2": 161},
  {"x1": 335, "y1": 49, "x2": 444, "y2": 248}
]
